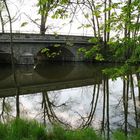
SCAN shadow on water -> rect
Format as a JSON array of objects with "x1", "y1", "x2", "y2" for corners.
[
  {"x1": 35, "y1": 62, "x2": 75, "y2": 79},
  {"x1": 0, "y1": 62, "x2": 140, "y2": 139},
  {"x1": 0, "y1": 64, "x2": 12, "y2": 81},
  {"x1": 35, "y1": 62, "x2": 122, "y2": 83}
]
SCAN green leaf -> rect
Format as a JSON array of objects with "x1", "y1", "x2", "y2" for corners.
[
  {"x1": 84, "y1": 13, "x2": 89, "y2": 19},
  {"x1": 21, "y1": 22, "x2": 28, "y2": 27},
  {"x1": 54, "y1": 44, "x2": 61, "y2": 48},
  {"x1": 41, "y1": 48, "x2": 49, "y2": 53},
  {"x1": 95, "y1": 53, "x2": 104, "y2": 61},
  {"x1": 88, "y1": 38, "x2": 99, "y2": 43}
]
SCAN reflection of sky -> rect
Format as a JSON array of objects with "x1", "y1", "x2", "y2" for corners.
[{"x1": 9, "y1": 75, "x2": 139, "y2": 130}]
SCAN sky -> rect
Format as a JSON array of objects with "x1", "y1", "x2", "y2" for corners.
[{"x1": 1, "y1": 0, "x2": 94, "y2": 36}]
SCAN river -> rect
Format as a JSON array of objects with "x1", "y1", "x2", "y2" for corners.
[{"x1": 0, "y1": 62, "x2": 140, "y2": 134}]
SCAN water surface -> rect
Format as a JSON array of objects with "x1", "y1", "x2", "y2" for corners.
[{"x1": 0, "y1": 62, "x2": 140, "y2": 134}]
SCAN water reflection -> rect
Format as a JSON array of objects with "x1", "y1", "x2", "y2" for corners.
[
  {"x1": 0, "y1": 64, "x2": 11, "y2": 81},
  {"x1": 0, "y1": 62, "x2": 140, "y2": 136}
]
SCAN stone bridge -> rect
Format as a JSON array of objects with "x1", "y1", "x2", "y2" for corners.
[{"x1": 0, "y1": 33, "x2": 96, "y2": 64}]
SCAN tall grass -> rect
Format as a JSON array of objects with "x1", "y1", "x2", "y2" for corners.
[
  {"x1": 0, "y1": 118, "x2": 139, "y2": 140},
  {"x1": 1, "y1": 119, "x2": 47, "y2": 140}
]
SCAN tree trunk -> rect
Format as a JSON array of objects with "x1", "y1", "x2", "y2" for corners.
[
  {"x1": 40, "y1": 3, "x2": 48, "y2": 35},
  {"x1": 0, "y1": 11, "x2": 4, "y2": 33},
  {"x1": 40, "y1": 16, "x2": 46, "y2": 35},
  {"x1": 3, "y1": 0, "x2": 20, "y2": 118},
  {"x1": 104, "y1": 0, "x2": 107, "y2": 49},
  {"x1": 107, "y1": 0, "x2": 111, "y2": 42}
]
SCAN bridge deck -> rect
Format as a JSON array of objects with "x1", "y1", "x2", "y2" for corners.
[
  {"x1": 0, "y1": 33, "x2": 95, "y2": 44},
  {"x1": 0, "y1": 40, "x2": 93, "y2": 44}
]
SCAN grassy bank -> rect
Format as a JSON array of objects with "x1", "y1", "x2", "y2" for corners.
[{"x1": 0, "y1": 118, "x2": 139, "y2": 140}]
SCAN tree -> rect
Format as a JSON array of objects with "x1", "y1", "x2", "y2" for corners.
[
  {"x1": 0, "y1": 0, "x2": 23, "y2": 33},
  {"x1": 37, "y1": 0, "x2": 69, "y2": 34},
  {"x1": 2, "y1": 0, "x2": 20, "y2": 118},
  {"x1": 111, "y1": 0, "x2": 140, "y2": 62},
  {"x1": 76, "y1": 0, "x2": 112, "y2": 60},
  {"x1": 0, "y1": 1, "x2": 5, "y2": 33}
]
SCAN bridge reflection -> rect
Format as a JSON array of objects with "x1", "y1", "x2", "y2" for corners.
[{"x1": 0, "y1": 62, "x2": 107, "y2": 97}]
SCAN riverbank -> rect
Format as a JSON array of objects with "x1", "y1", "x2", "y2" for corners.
[{"x1": 0, "y1": 118, "x2": 139, "y2": 140}]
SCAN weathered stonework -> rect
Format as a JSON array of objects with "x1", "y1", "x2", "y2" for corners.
[{"x1": 0, "y1": 33, "x2": 95, "y2": 64}]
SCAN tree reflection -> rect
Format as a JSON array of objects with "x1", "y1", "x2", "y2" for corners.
[
  {"x1": 38, "y1": 72, "x2": 140, "y2": 135},
  {"x1": 0, "y1": 65, "x2": 140, "y2": 139},
  {"x1": 123, "y1": 76, "x2": 129, "y2": 135},
  {"x1": 122, "y1": 74, "x2": 139, "y2": 135},
  {"x1": 0, "y1": 98, "x2": 7, "y2": 122},
  {"x1": 82, "y1": 84, "x2": 100, "y2": 128},
  {"x1": 41, "y1": 91, "x2": 70, "y2": 127},
  {"x1": 99, "y1": 77, "x2": 110, "y2": 140},
  {"x1": 0, "y1": 97, "x2": 14, "y2": 122},
  {"x1": 136, "y1": 73, "x2": 140, "y2": 101},
  {"x1": 130, "y1": 75, "x2": 138, "y2": 129}
]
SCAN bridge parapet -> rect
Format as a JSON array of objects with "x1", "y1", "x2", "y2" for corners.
[{"x1": 0, "y1": 33, "x2": 95, "y2": 44}]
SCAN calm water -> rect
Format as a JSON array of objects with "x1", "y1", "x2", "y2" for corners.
[{"x1": 0, "y1": 62, "x2": 140, "y2": 133}]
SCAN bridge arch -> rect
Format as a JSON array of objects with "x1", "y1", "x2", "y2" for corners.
[
  {"x1": 35, "y1": 45, "x2": 75, "y2": 62},
  {"x1": 0, "y1": 50, "x2": 17, "y2": 64}
]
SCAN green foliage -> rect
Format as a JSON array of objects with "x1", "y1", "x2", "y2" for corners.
[
  {"x1": 54, "y1": 44, "x2": 61, "y2": 48},
  {"x1": 51, "y1": 125, "x2": 66, "y2": 140},
  {"x1": 41, "y1": 45, "x2": 61, "y2": 58},
  {"x1": 85, "y1": 46, "x2": 99, "y2": 58},
  {"x1": 112, "y1": 131, "x2": 126, "y2": 140},
  {"x1": 78, "y1": 47, "x2": 87, "y2": 54},
  {"x1": 0, "y1": 119, "x2": 102, "y2": 140},
  {"x1": 37, "y1": 0, "x2": 70, "y2": 34},
  {"x1": 41, "y1": 48, "x2": 50, "y2": 53},
  {"x1": 108, "y1": 36, "x2": 140, "y2": 63},
  {"x1": 88, "y1": 38, "x2": 100, "y2": 44},
  {"x1": 66, "y1": 41, "x2": 73, "y2": 47},
  {"x1": 60, "y1": 0, "x2": 69, "y2": 5},
  {"x1": 77, "y1": 24, "x2": 92, "y2": 29},
  {"x1": 78, "y1": 45, "x2": 104, "y2": 61},
  {"x1": 93, "y1": 10, "x2": 101, "y2": 18},
  {"x1": 102, "y1": 64, "x2": 131, "y2": 80},
  {"x1": 0, "y1": 118, "x2": 140, "y2": 140},
  {"x1": 129, "y1": 129, "x2": 140, "y2": 140},
  {"x1": 78, "y1": 37, "x2": 104, "y2": 61},
  {"x1": 65, "y1": 128, "x2": 101, "y2": 140},
  {"x1": 52, "y1": 9, "x2": 68, "y2": 19},
  {"x1": 2, "y1": 118, "x2": 47, "y2": 140},
  {"x1": 95, "y1": 53, "x2": 104, "y2": 61},
  {"x1": 21, "y1": 22, "x2": 28, "y2": 27},
  {"x1": 0, "y1": 122, "x2": 8, "y2": 139},
  {"x1": 38, "y1": 0, "x2": 69, "y2": 18},
  {"x1": 47, "y1": 125, "x2": 102, "y2": 140},
  {"x1": 0, "y1": 1, "x2": 4, "y2": 11}
]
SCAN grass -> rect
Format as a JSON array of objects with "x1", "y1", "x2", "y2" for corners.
[
  {"x1": 0, "y1": 119, "x2": 47, "y2": 140},
  {"x1": 0, "y1": 118, "x2": 139, "y2": 140}
]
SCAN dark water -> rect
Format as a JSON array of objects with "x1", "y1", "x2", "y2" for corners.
[{"x1": 0, "y1": 62, "x2": 140, "y2": 133}]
